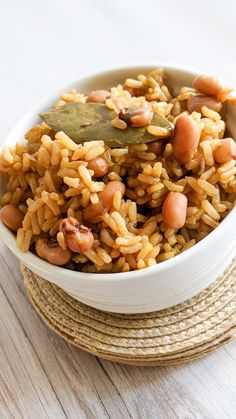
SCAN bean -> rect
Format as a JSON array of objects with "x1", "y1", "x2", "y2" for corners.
[
  {"x1": 187, "y1": 95, "x2": 222, "y2": 113},
  {"x1": 193, "y1": 74, "x2": 228, "y2": 97},
  {"x1": 0, "y1": 204, "x2": 24, "y2": 232},
  {"x1": 86, "y1": 90, "x2": 111, "y2": 104},
  {"x1": 35, "y1": 238, "x2": 72, "y2": 266},
  {"x1": 87, "y1": 157, "x2": 109, "y2": 178},
  {"x1": 213, "y1": 138, "x2": 236, "y2": 164},
  {"x1": 59, "y1": 217, "x2": 94, "y2": 253},
  {"x1": 147, "y1": 141, "x2": 164, "y2": 156},
  {"x1": 99, "y1": 181, "x2": 125, "y2": 209},
  {"x1": 83, "y1": 202, "x2": 105, "y2": 224},
  {"x1": 83, "y1": 181, "x2": 125, "y2": 223},
  {"x1": 162, "y1": 192, "x2": 188, "y2": 229},
  {"x1": 173, "y1": 114, "x2": 200, "y2": 164},
  {"x1": 119, "y1": 107, "x2": 153, "y2": 127}
]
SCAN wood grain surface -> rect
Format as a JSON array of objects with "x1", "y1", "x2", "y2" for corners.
[{"x1": 0, "y1": 240, "x2": 236, "y2": 419}]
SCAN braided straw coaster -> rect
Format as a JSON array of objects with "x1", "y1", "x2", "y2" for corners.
[{"x1": 22, "y1": 261, "x2": 236, "y2": 366}]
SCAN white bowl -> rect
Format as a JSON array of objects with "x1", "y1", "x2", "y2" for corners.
[{"x1": 1, "y1": 65, "x2": 236, "y2": 314}]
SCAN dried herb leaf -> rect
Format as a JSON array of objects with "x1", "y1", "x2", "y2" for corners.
[{"x1": 39, "y1": 102, "x2": 172, "y2": 147}]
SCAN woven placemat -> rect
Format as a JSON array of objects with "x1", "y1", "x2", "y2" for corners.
[{"x1": 22, "y1": 261, "x2": 236, "y2": 366}]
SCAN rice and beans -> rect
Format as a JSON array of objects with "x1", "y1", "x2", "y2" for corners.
[{"x1": 0, "y1": 69, "x2": 235, "y2": 273}]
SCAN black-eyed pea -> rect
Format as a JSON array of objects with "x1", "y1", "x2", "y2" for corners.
[
  {"x1": 119, "y1": 107, "x2": 153, "y2": 127},
  {"x1": 59, "y1": 217, "x2": 94, "y2": 253}
]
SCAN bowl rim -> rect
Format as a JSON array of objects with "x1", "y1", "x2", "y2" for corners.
[{"x1": 0, "y1": 63, "x2": 235, "y2": 283}]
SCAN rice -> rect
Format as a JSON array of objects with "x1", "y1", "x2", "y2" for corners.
[
  {"x1": 120, "y1": 243, "x2": 143, "y2": 255},
  {"x1": 162, "y1": 179, "x2": 184, "y2": 192},
  {"x1": 125, "y1": 78, "x2": 143, "y2": 88},
  {"x1": 0, "y1": 68, "x2": 235, "y2": 273},
  {"x1": 112, "y1": 118, "x2": 127, "y2": 130},
  {"x1": 84, "y1": 146, "x2": 105, "y2": 161},
  {"x1": 197, "y1": 179, "x2": 218, "y2": 196},
  {"x1": 2, "y1": 146, "x2": 14, "y2": 164},
  {"x1": 55, "y1": 131, "x2": 78, "y2": 151},
  {"x1": 63, "y1": 176, "x2": 80, "y2": 188},
  {"x1": 116, "y1": 235, "x2": 141, "y2": 246},
  {"x1": 146, "y1": 126, "x2": 170, "y2": 137},
  {"x1": 201, "y1": 200, "x2": 220, "y2": 220},
  {"x1": 57, "y1": 231, "x2": 66, "y2": 250},
  {"x1": 30, "y1": 212, "x2": 41, "y2": 235},
  {"x1": 111, "y1": 211, "x2": 128, "y2": 235}
]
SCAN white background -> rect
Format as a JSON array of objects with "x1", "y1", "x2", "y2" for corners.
[
  {"x1": 0, "y1": 1, "x2": 236, "y2": 414},
  {"x1": 0, "y1": 0, "x2": 236, "y2": 143}
]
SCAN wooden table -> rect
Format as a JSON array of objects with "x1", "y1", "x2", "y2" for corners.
[{"x1": 1, "y1": 241, "x2": 236, "y2": 418}]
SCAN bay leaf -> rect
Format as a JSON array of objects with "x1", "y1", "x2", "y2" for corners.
[{"x1": 39, "y1": 102, "x2": 172, "y2": 147}]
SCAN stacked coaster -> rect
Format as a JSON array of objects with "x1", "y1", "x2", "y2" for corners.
[{"x1": 22, "y1": 261, "x2": 236, "y2": 366}]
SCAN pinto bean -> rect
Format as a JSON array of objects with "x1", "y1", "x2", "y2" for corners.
[
  {"x1": 86, "y1": 90, "x2": 111, "y2": 104},
  {"x1": 83, "y1": 202, "x2": 106, "y2": 224},
  {"x1": 172, "y1": 114, "x2": 200, "y2": 164},
  {"x1": 99, "y1": 181, "x2": 125, "y2": 209},
  {"x1": 87, "y1": 157, "x2": 108, "y2": 178},
  {"x1": 213, "y1": 138, "x2": 236, "y2": 164},
  {"x1": 35, "y1": 238, "x2": 72, "y2": 266},
  {"x1": 59, "y1": 217, "x2": 94, "y2": 253},
  {"x1": 187, "y1": 95, "x2": 222, "y2": 113},
  {"x1": 83, "y1": 181, "x2": 125, "y2": 223},
  {"x1": 0, "y1": 204, "x2": 24, "y2": 232},
  {"x1": 162, "y1": 192, "x2": 188, "y2": 229},
  {"x1": 192, "y1": 74, "x2": 230, "y2": 98}
]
